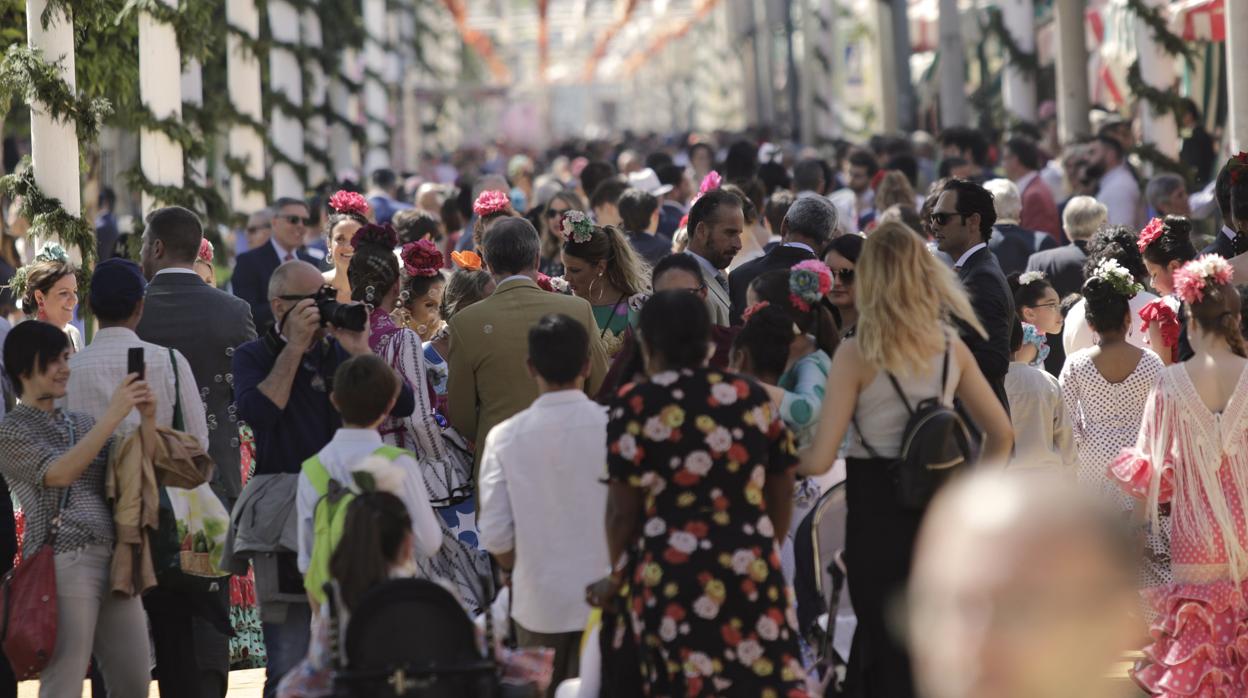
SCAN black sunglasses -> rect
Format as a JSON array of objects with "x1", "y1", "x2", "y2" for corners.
[
  {"x1": 281, "y1": 215, "x2": 314, "y2": 226},
  {"x1": 277, "y1": 285, "x2": 332, "y2": 302},
  {"x1": 929, "y1": 211, "x2": 968, "y2": 227},
  {"x1": 831, "y1": 268, "x2": 854, "y2": 284},
  {"x1": 546, "y1": 208, "x2": 568, "y2": 219}
]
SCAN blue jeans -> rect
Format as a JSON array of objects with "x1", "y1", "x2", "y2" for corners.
[{"x1": 262, "y1": 603, "x2": 312, "y2": 698}]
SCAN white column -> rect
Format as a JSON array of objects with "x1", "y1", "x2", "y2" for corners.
[
  {"x1": 138, "y1": 0, "x2": 185, "y2": 214},
  {"x1": 1000, "y1": 0, "x2": 1037, "y2": 124},
  {"x1": 181, "y1": 59, "x2": 206, "y2": 186},
  {"x1": 302, "y1": 8, "x2": 328, "y2": 187},
  {"x1": 872, "y1": 0, "x2": 899, "y2": 133},
  {"x1": 1053, "y1": 0, "x2": 1090, "y2": 144},
  {"x1": 25, "y1": 0, "x2": 81, "y2": 260},
  {"x1": 1133, "y1": 0, "x2": 1180, "y2": 160},
  {"x1": 362, "y1": 0, "x2": 390, "y2": 173},
  {"x1": 227, "y1": 0, "x2": 267, "y2": 214},
  {"x1": 268, "y1": 0, "x2": 305, "y2": 198},
  {"x1": 938, "y1": 0, "x2": 967, "y2": 128},
  {"x1": 801, "y1": 0, "x2": 840, "y2": 145},
  {"x1": 328, "y1": 48, "x2": 361, "y2": 178}
]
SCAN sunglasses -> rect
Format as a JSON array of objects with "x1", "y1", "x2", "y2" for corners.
[
  {"x1": 546, "y1": 208, "x2": 568, "y2": 219},
  {"x1": 831, "y1": 268, "x2": 854, "y2": 284},
  {"x1": 929, "y1": 211, "x2": 968, "y2": 227},
  {"x1": 281, "y1": 215, "x2": 314, "y2": 226},
  {"x1": 277, "y1": 285, "x2": 332, "y2": 302}
]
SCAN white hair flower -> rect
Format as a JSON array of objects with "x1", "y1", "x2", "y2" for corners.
[{"x1": 1018, "y1": 270, "x2": 1046, "y2": 285}]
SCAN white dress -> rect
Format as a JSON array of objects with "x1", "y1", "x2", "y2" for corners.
[{"x1": 1059, "y1": 347, "x2": 1171, "y2": 592}]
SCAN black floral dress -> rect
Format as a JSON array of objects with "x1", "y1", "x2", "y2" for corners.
[{"x1": 607, "y1": 368, "x2": 809, "y2": 698}]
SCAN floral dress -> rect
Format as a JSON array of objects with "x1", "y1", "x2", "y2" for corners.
[
  {"x1": 231, "y1": 424, "x2": 266, "y2": 669},
  {"x1": 607, "y1": 368, "x2": 809, "y2": 697},
  {"x1": 368, "y1": 308, "x2": 492, "y2": 613},
  {"x1": 1110, "y1": 363, "x2": 1248, "y2": 696}
]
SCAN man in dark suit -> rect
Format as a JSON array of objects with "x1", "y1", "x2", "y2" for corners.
[
  {"x1": 231, "y1": 197, "x2": 319, "y2": 331},
  {"x1": 1025, "y1": 195, "x2": 1107, "y2": 298},
  {"x1": 136, "y1": 206, "x2": 258, "y2": 698},
  {"x1": 728, "y1": 196, "x2": 837, "y2": 324},
  {"x1": 1202, "y1": 163, "x2": 1248, "y2": 258},
  {"x1": 984, "y1": 179, "x2": 1057, "y2": 277},
  {"x1": 932, "y1": 179, "x2": 1014, "y2": 409}
]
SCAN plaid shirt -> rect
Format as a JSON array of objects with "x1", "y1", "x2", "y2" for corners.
[{"x1": 0, "y1": 405, "x2": 114, "y2": 555}]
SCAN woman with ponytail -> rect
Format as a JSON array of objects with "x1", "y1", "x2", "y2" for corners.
[
  {"x1": 558, "y1": 212, "x2": 650, "y2": 357},
  {"x1": 1109, "y1": 255, "x2": 1248, "y2": 695},
  {"x1": 1137, "y1": 216, "x2": 1199, "y2": 364},
  {"x1": 346, "y1": 225, "x2": 492, "y2": 614}
]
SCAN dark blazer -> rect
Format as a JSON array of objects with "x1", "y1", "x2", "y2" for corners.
[
  {"x1": 137, "y1": 271, "x2": 258, "y2": 502},
  {"x1": 1202, "y1": 228, "x2": 1238, "y2": 258},
  {"x1": 989, "y1": 223, "x2": 1057, "y2": 277},
  {"x1": 728, "y1": 244, "x2": 817, "y2": 325},
  {"x1": 231, "y1": 242, "x2": 318, "y2": 331},
  {"x1": 1025, "y1": 240, "x2": 1089, "y2": 298},
  {"x1": 956, "y1": 247, "x2": 1014, "y2": 410}
]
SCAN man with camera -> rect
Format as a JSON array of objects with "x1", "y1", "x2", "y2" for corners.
[{"x1": 229, "y1": 260, "x2": 415, "y2": 697}]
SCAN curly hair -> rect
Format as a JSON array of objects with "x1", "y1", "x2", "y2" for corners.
[
  {"x1": 1140, "y1": 216, "x2": 1197, "y2": 268},
  {"x1": 1083, "y1": 226, "x2": 1148, "y2": 284},
  {"x1": 20, "y1": 258, "x2": 76, "y2": 316},
  {"x1": 347, "y1": 235, "x2": 400, "y2": 307},
  {"x1": 1081, "y1": 275, "x2": 1132, "y2": 335},
  {"x1": 561, "y1": 224, "x2": 651, "y2": 296}
]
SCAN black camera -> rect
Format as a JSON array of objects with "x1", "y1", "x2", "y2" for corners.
[{"x1": 312, "y1": 286, "x2": 368, "y2": 332}]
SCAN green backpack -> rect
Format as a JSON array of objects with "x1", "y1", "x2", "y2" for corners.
[{"x1": 302, "y1": 445, "x2": 410, "y2": 604}]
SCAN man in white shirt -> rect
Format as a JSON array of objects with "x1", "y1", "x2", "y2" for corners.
[
  {"x1": 478, "y1": 314, "x2": 609, "y2": 693},
  {"x1": 1091, "y1": 136, "x2": 1142, "y2": 230}
]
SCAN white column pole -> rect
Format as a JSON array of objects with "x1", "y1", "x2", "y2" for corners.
[
  {"x1": 938, "y1": 0, "x2": 967, "y2": 128},
  {"x1": 181, "y1": 59, "x2": 206, "y2": 187},
  {"x1": 363, "y1": 0, "x2": 390, "y2": 173},
  {"x1": 138, "y1": 0, "x2": 185, "y2": 214},
  {"x1": 227, "y1": 0, "x2": 268, "y2": 214},
  {"x1": 1053, "y1": 0, "x2": 1090, "y2": 144},
  {"x1": 1000, "y1": 0, "x2": 1037, "y2": 124},
  {"x1": 25, "y1": 0, "x2": 81, "y2": 260},
  {"x1": 268, "y1": 0, "x2": 305, "y2": 198},
  {"x1": 328, "y1": 48, "x2": 360, "y2": 178},
  {"x1": 1133, "y1": 0, "x2": 1180, "y2": 160},
  {"x1": 1230, "y1": 0, "x2": 1248, "y2": 153},
  {"x1": 302, "y1": 8, "x2": 328, "y2": 187},
  {"x1": 872, "y1": 0, "x2": 899, "y2": 133}
]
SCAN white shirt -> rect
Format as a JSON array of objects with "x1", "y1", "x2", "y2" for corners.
[
  {"x1": 1004, "y1": 362, "x2": 1076, "y2": 472},
  {"x1": 295, "y1": 428, "x2": 442, "y2": 573},
  {"x1": 66, "y1": 327, "x2": 209, "y2": 451},
  {"x1": 1096, "y1": 164, "x2": 1142, "y2": 229},
  {"x1": 1061, "y1": 291, "x2": 1159, "y2": 356},
  {"x1": 478, "y1": 390, "x2": 609, "y2": 634},
  {"x1": 153, "y1": 267, "x2": 199, "y2": 278},
  {"x1": 271, "y1": 238, "x2": 296, "y2": 262},
  {"x1": 953, "y1": 242, "x2": 988, "y2": 269},
  {"x1": 782, "y1": 242, "x2": 815, "y2": 255}
]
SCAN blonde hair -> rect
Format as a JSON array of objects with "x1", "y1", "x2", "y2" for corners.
[
  {"x1": 856, "y1": 221, "x2": 985, "y2": 375},
  {"x1": 563, "y1": 225, "x2": 651, "y2": 296},
  {"x1": 874, "y1": 171, "x2": 917, "y2": 211}
]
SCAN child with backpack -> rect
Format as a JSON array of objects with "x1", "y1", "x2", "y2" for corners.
[{"x1": 296, "y1": 354, "x2": 443, "y2": 607}]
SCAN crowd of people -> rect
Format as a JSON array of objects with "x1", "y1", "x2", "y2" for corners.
[{"x1": 2, "y1": 112, "x2": 1248, "y2": 698}]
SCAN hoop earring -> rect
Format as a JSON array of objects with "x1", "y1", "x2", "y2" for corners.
[{"x1": 588, "y1": 276, "x2": 600, "y2": 302}]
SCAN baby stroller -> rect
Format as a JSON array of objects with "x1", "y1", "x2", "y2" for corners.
[
  {"x1": 326, "y1": 578, "x2": 498, "y2": 697},
  {"x1": 793, "y1": 479, "x2": 854, "y2": 695}
]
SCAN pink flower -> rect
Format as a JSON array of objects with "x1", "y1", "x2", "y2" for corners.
[
  {"x1": 698, "y1": 171, "x2": 722, "y2": 194},
  {"x1": 329, "y1": 190, "x2": 370, "y2": 218},
  {"x1": 401, "y1": 239, "x2": 443, "y2": 277},
  {"x1": 197, "y1": 238, "x2": 214, "y2": 263},
  {"x1": 1136, "y1": 217, "x2": 1166, "y2": 253},
  {"x1": 473, "y1": 190, "x2": 511, "y2": 217},
  {"x1": 1172, "y1": 255, "x2": 1234, "y2": 305}
]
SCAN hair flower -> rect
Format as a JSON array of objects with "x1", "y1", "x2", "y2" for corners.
[
  {"x1": 1018, "y1": 270, "x2": 1046, "y2": 285},
  {"x1": 741, "y1": 301, "x2": 770, "y2": 322},
  {"x1": 329, "y1": 190, "x2": 370, "y2": 218},
  {"x1": 698, "y1": 171, "x2": 722, "y2": 195},
  {"x1": 473, "y1": 190, "x2": 511, "y2": 217},
  {"x1": 1092, "y1": 259, "x2": 1144, "y2": 298},
  {"x1": 1229, "y1": 153, "x2": 1248, "y2": 184},
  {"x1": 349, "y1": 222, "x2": 399, "y2": 250},
  {"x1": 401, "y1": 239, "x2": 443, "y2": 277},
  {"x1": 559, "y1": 210, "x2": 595, "y2": 244},
  {"x1": 451, "y1": 250, "x2": 483, "y2": 271},
  {"x1": 788, "y1": 260, "x2": 833, "y2": 312},
  {"x1": 1136, "y1": 217, "x2": 1166, "y2": 253},
  {"x1": 1173, "y1": 254, "x2": 1234, "y2": 305},
  {"x1": 197, "y1": 238, "x2": 214, "y2": 264},
  {"x1": 34, "y1": 243, "x2": 70, "y2": 264}
]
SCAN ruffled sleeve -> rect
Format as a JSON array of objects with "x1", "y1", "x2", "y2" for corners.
[
  {"x1": 1108, "y1": 449, "x2": 1174, "y2": 502},
  {"x1": 1139, "y1": 299, "x2": 1180, "y2": 361}
]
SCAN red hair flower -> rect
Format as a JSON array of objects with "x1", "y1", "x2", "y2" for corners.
[
  {"x1": 197, "y1": 238, "x2": 214, "y2": 264},
  {"x1": 329, "y1": 190, "x2": 370, "y2": 218},
  {"x1": 473, "y1": 190, "x2": 511, "y2": 217},
  {"x1": 349, "y1": 223, "x2": 398, "y2": 250},
  {"x1": 401, "y1": 239, "x2": 443, "y2": 277},
  {"x1": 741, "y1": 301, "x2": 770, "y2": 322},
  {"x1": 1136, "y1": 217, "x2": 1166, "y2": 253}
]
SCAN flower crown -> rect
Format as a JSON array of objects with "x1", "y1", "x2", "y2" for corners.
[
  {"x1": 451, "y1": 250, "x2": 483, "y2": 271},
  {"x1": 559, "y1": 210, "x2": 594, "y2": 244},
  {"x1": 788, "y1": 260, "x2": 833, "y2": 313},
  {"x1": 1227, "y1": 152, "x2": 1248, "y2": 185},
  {"x1": 1136, "y1": 217, "x2": 1167, "y2": 253},
  {"x1": 197, "y1": 238, "x2": 214, "y2": 264},
  {"x1": 1173, "y1": 254, "x2": 1234, "y2": 305},
  {"x1": 350, "y1": 223, "x2": 398, "y2": 250},
  {"x1": 473, "y1": 190, "x2": 511, "y2": 217},
  {"x1": 1091, "y1": 259, "x2": 1143, "y2": 298},
  {"x1": 1018, "y1": 270, "x2": 1046, "y2": 286},
  {"x1": 401, "y1": 239, "x2": 442, "y2": 277},
  {"x1": 329, "y1": 190, "x2": 370, "y2": 218}
]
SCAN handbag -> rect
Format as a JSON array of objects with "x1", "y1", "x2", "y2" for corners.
[{"x1": 0, "y1": 416, "x2": 77, "y2": 679}]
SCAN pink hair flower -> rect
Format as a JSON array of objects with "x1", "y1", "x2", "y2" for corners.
[
  {"x1": 1136, "y1": 217, "x2": 1166, "y2": 253},
  {"x1": 789, "y1": 260, "x2": 833, "y2": 313},
  {"x1": 401, "y1": 239, "x2": 443, "y2": 277},
  {"x1": 698, "y1": 171, "x2": 722, "y2": 195},
  {"x1": 197, "y1": 238, "x2": 214, "y2": 264},
  {"x1": 473, "y1": 190, "x2": 511, "y2": 217},
  {"x1": 329, "y1": 189, "x2": 370, "y2": 218},
  {"x1": 1173, "y1": 254, "x2": 1234, "y2": 305}
]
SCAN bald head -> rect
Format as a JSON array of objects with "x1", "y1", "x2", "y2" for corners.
[
  {"x1": 909, "y1": 473, "x2": 1139, "y2": 698},
  {"x1": 268, "y1": 260, "x2": 322, "y2": 300}
]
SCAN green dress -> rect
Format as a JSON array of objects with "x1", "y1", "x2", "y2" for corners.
[{"x1": 593, "y1": 295, "x2": 640, "y2": 358}]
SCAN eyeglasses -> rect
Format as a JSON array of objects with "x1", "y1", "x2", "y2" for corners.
[
  {"x1": 929, "y1": 211, "x2": 968, "y2": 227},
  {"x1": 1028, "y1": 301, "x2": 1059, "y2": 310},
  {"x1": 281, "y1": 215, "x2": 313, "y2": 226},
  {"x1": 831, "y1": 268, "x2": 855, "y2": 284}
]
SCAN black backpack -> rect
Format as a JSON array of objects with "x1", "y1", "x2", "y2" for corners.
[{"x1": 855, "y1": 341, "x2": 975, "y2": 510}]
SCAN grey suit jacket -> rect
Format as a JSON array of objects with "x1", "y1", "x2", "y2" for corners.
[
  {"x1": 689, "y1": 254, "x2": 732, "y2": 327},
  {"x1": 136, "y1": 270, "x2": 258, "y2": 502}
]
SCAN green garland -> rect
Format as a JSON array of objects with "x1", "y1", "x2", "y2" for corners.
[
  {"x1": 0, "y1": 44, "x2": 112, "y2": 144},
  {"x1": 223, "y1": 154, "x2": 272, "y2": 196},
  {"x1": 1132, "y1": 142, "x2": 1195, "y2": 187},
  {"x1": 0, "y1": 161, "x2": 97, "y2": 291},
  {"x1": 983, "y1": 6, "x2": 1040, "y2": 78},
  {"x1": 1124, "y1": 0, "x2": 1198, "y2": 63},
  {"x1": 1126, "y1": 61, "x2": 1188, "y2": 119}
]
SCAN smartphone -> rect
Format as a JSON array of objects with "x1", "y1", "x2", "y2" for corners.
[{"x1": 127, "y1": 347, "x2": 145, "y2": 381}]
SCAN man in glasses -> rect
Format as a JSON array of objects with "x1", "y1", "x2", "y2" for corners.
[
  {"x1": 932, "y1": 179, "x2": 1014, "y2": 410},
  {"x1": 231, "y1": 197, "x2": 320, "y2": 330}
]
